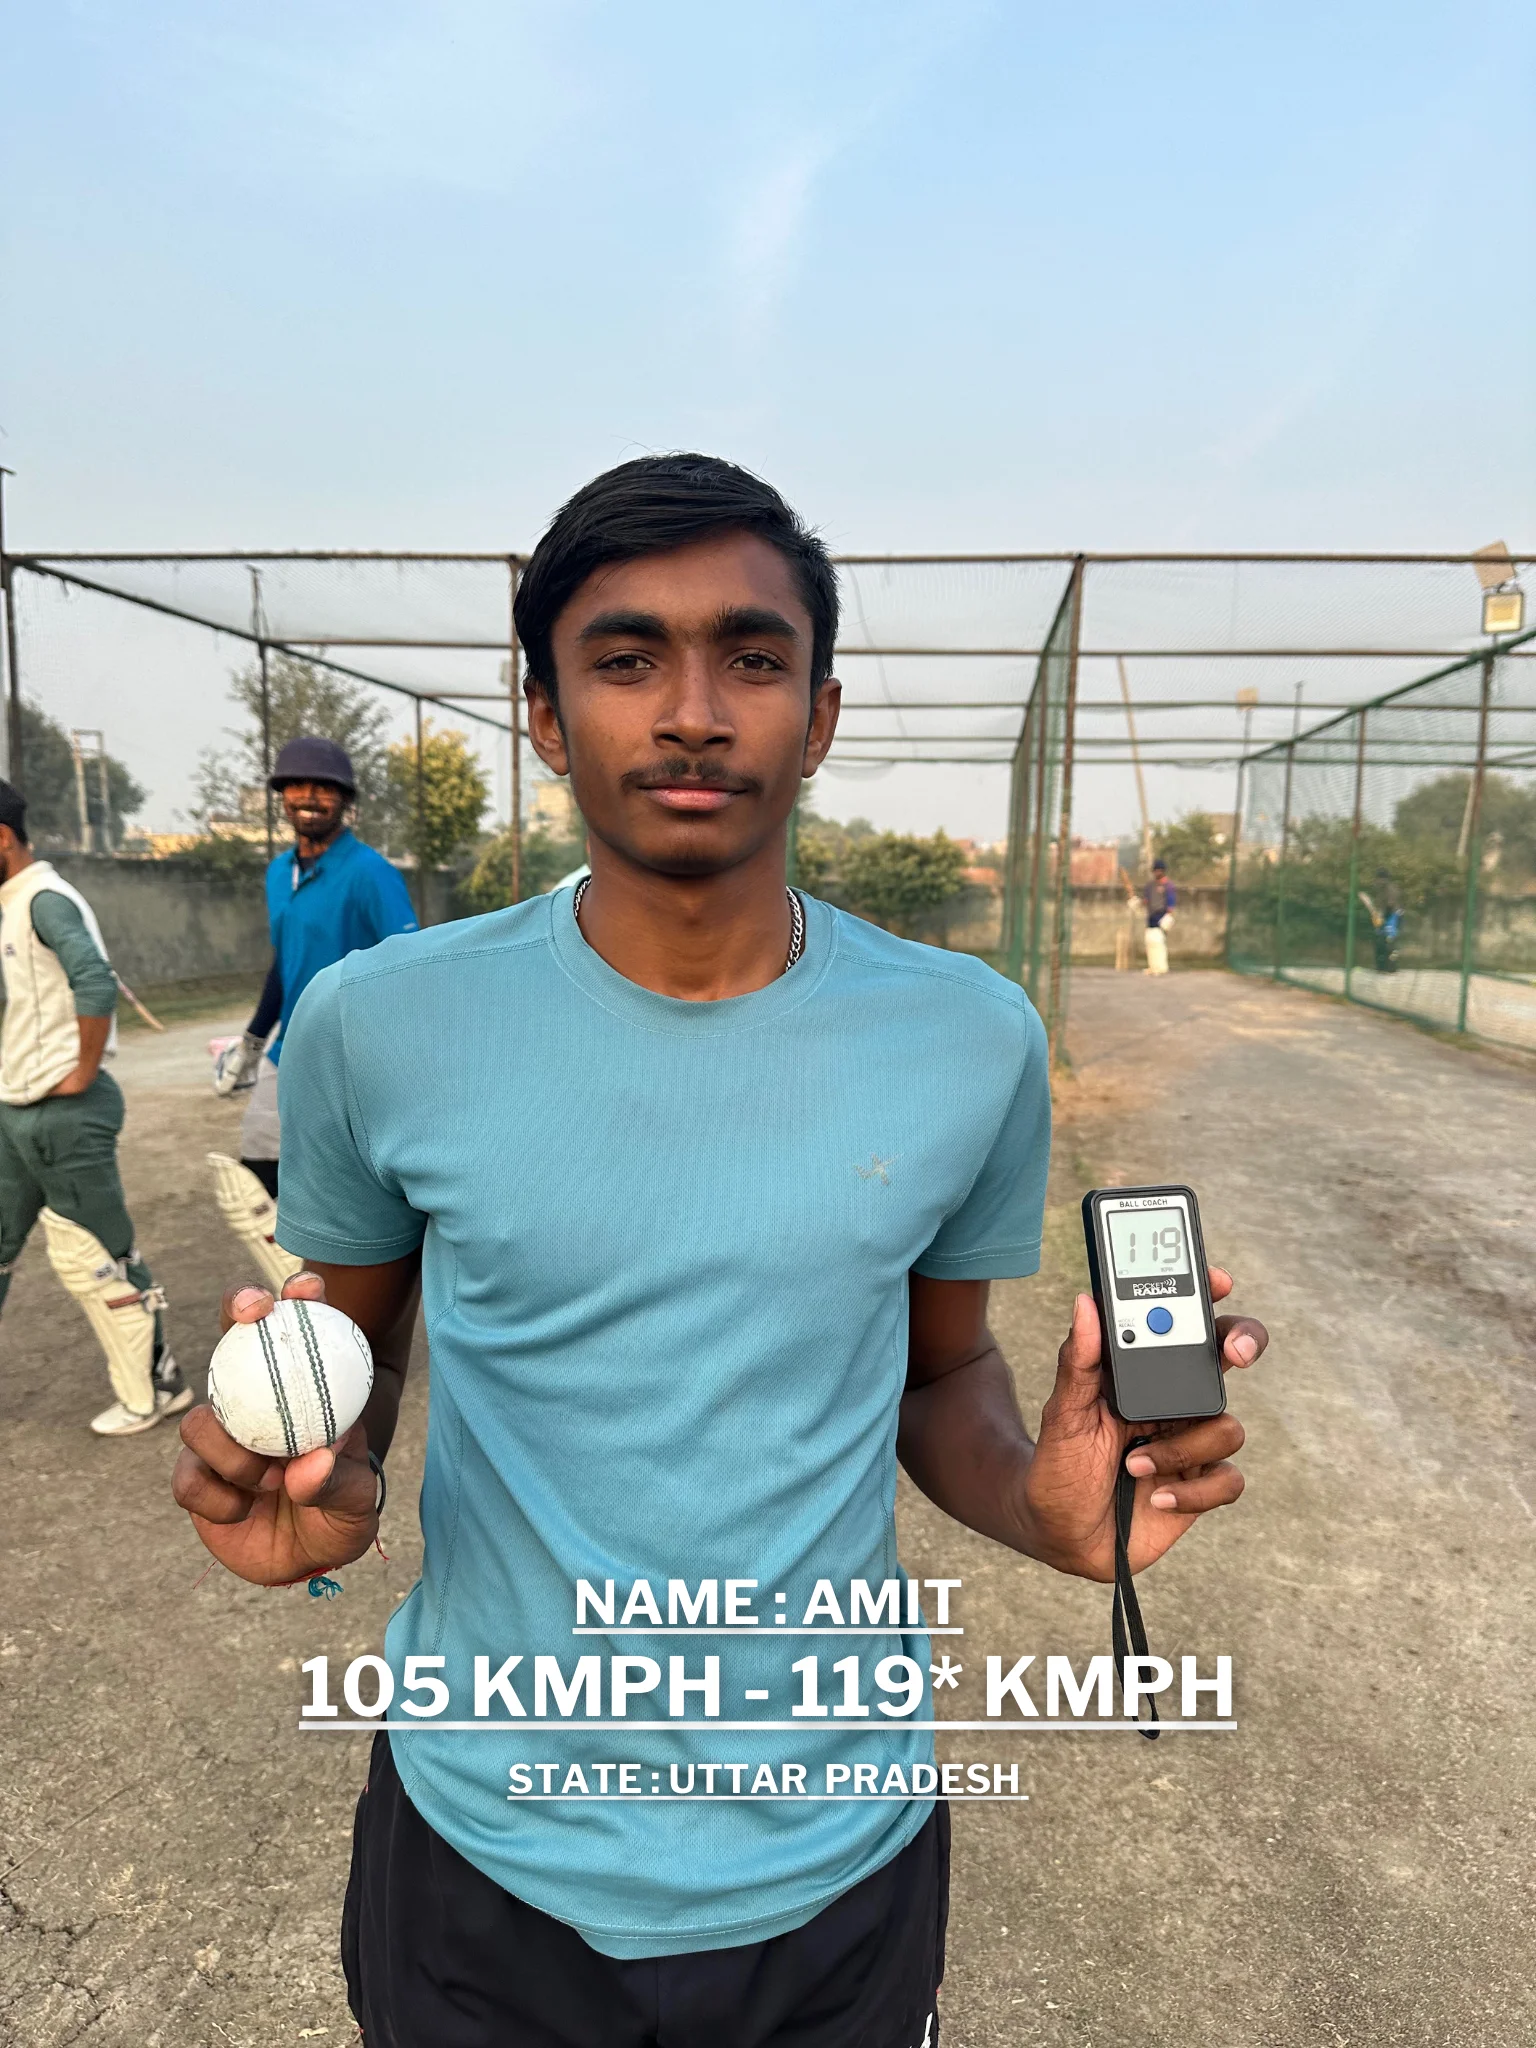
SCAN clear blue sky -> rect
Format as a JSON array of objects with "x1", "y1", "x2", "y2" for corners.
[{"x1": 3, "y1": 1, "x2": 1532, "y2": 836}]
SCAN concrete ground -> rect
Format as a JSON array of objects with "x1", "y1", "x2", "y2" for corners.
[
  {"x1": 2, "y1": 969, "x2": 1533, "y2": 2046},
  {"x1": 1279, "y1": 960, "x2": 1536, "y2": 1052}
]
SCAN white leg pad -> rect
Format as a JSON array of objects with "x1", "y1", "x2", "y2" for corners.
[
  {"x1": 40, "y1": 1208, "x2": 156, "y2": 1415},
  {"x1": 207, "y1": 1153, "x2": 305, "y2": 1292}
]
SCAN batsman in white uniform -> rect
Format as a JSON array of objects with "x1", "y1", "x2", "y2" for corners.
[{"x1": 0, "y1": 779, "x2": 189, "y2": 1435}]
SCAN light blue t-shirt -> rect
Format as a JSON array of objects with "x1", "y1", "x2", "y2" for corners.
[{"x1": 276, "y1": 888, "x2": 1050, "y2": 1959}]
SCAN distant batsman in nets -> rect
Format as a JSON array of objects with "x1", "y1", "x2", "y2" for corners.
[
  {"x1": 0, "y1": 778, "x2": 188, "y2": 1435},
  {"x1": 207, "y1": 735, "x2": 417, "y2": 1287},
  {"x1": 1143, "y1": 856, "x2": 1177, "y2": 975},
  {"x1": 174, "y1": 457, "x2": 1270, "y2": 2045}
]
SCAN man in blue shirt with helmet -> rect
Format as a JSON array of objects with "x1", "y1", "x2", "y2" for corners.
[{"x1": 208, "y1": 737, "x2": 416, "y2": 1276}]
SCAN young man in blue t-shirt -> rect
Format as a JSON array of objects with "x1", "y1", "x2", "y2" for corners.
[{"x1": 175, "y1": 456, "x2": 1268, "y2": 2046}]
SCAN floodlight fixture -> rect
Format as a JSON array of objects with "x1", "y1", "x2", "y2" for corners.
[
  {"x1": 1471, "y1": 541, "x2": 1524, "y2": 637},
  {"x1": 1235, "y1": 687, "x2": 1260, "y2": 710},
  {"x1": 1483, "y1": 587, "x2": 1525, "y2": 636}
]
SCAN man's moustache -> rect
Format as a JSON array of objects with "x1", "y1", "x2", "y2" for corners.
[{"x1": 624, "y1": 760, "x2": 758, "y2": 794}]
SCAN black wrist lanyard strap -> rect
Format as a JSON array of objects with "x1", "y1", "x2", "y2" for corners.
[{"x1": 1113, "y1": 1436, "x2": 1161, "y2": 1741}]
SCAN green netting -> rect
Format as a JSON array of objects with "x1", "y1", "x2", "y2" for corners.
[
  {"x1": 3, "y1": 560, "x2": 521, "y2": 847},
  {"x1": 1230, "y1": 629, "x2": 1536, "y2": 1054},
  {"x1": 1001, "y1": 568, "x2": 1078, "y2": 1053},
  {"x1": 6, "y1": 545, "x2": 1530, "y2": 1064}
]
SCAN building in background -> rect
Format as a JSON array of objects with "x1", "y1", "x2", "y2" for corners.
[
  {"x1": 527, "y1": 779, "x2": 579, "y2": 836},
  {"x1": 1069, "y1": 840, "x2": 1122, "y2": 887}
]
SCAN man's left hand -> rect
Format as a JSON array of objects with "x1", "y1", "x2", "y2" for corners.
[
  {"x1": 48, "y1": 1063, "x2": 99, "y2": 1097},
  {"x1": 1017, "y1": 1268, "x2": 1266, "y2": 1581}
]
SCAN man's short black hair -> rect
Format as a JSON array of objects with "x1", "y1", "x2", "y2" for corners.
[
  {"x1": 0, "y1": 779, "x2": 27, "y2": 844},
  {"x1": 513, "y1": 455, "x2": 839, "y2": 702}
]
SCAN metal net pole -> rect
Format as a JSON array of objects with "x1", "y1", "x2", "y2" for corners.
[
  {"x1": 247, "y1": 568, "x2": 275, "y2": 861},
  {"x1": 258, "y1": 642, "x2": 274, "y2": 862},
  {"x1": 1026, "y1": 686, "x2": 1050, "y2": 997},
  {"x1": 1005, "y1": 700, "x2": 1034, "y2": 980},
  {"x1": 1044, "y1": 558, "x2": 1084, "y2": 1061},
  {"x1": 1223, "y1": 756, "x2": 1245, "y2": 964},
  {"x1": 93, "y1": 739, "x2": 110, "y2": 850},
  {"x1": 1001, "y1": 740, "x2": 1020, "y2": 962},
  {"x1": 1343, "y1": 708, "x2": 1368, "y2": 997},
  {"x1": 0, "y1": 474, "x2": 22, "y2": 789},
  {"x1": 1274, "y1": 739, "x2": 1296, "y2": 981},
  {"x1": 1455, "y1": 653, "x2": 1493, "y2": 1033},
  {"x1": 71, "y1": 731, "x2": 89, "y2": 848},
  {"x1": 414, "y1": 695, "x2": 429, "y2": 926},
  {"x1": 1026, "y1": 582, "x2": 1072, "y2": 1001},
  {"x1": 508, "y1": 559, "x2": 523, "y2": 904}
]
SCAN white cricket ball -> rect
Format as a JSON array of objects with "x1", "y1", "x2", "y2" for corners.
[{"x1": 206, "y1": 1298, "x2": 373, "y2": 1458}]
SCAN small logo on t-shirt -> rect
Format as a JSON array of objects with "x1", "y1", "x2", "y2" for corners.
[{"x1": 855, "y1": 1154, "x2": 894, "y2": 1185}]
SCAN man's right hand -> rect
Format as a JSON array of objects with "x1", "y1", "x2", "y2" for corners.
[
  {"x1": 172, "y1": 1272, "x2": 379, "y2": 1585},
  {"x1": 213, "y1": 1031, "x2": 266, "y2": 1097}
]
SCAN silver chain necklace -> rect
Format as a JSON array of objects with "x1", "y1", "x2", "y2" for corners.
[{"x1": 573, "y1": 875, "x2": 805, "y2": 974}]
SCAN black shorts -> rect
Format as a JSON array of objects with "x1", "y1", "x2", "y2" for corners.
[{"x1": 342, "y1": 1733, "x2": 949, "y2": 2048}]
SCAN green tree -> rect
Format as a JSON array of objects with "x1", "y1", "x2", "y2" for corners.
[
  {"x1": 383, "y1": 722, "x2": 489, "y2": 870},
  {"x1": 1393, "y1": 771, "x2": 1536, "y2": 883},
  {"x1": 459, "y1": 821, "x2": 587, "y2": 912},
  {"x1": 14, "y1": 700, "x2": 145, "y2": 849},
  {"x1": 1228, "y1": 810, "x2": 1470, "y2": 973},
  {"x1": 1152, "y1": 810, "x2": 1229, "y2": 882},
  {"x1": 195, "y1": 655, "x2": 392, "y2": 833},
  {"x1": 795, "y1": 823, "x2": 840, "y2": 896},
  {"x1": 841, "y1": 829, "x2": 968, "y2": 934},
  {"x1": 794, "y1": 812, "x2": 877, "y2": 897}
]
